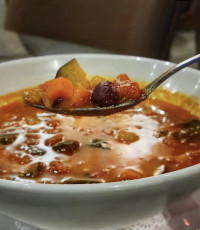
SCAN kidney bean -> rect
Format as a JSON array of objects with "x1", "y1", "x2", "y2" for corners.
[
  {"x1": 91, "y1": 81, "x2": 119, "y2": 107},
  {"x1": 52, "y1": 140, "x2": 80, "y2": 155}
]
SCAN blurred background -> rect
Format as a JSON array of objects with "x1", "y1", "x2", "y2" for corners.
[{"x1": 0, "y1": 0, "x2": 199, "y2": 68}]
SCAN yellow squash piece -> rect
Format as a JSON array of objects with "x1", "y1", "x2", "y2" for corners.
[
  {"x1": 89, "y1": 75, "x2": 105, "y2": 89},
  {"x1": 55, "y1": 58, "x2": 89, "y2": 88}
]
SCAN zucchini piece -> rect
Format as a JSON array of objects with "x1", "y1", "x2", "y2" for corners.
[
  {"x1": 89, "y1": 139, "x2": 111, "y2": 150},
  {"x1": 19, "y1": 144, "x2": 46, "y2": 156},
  {"x1": 62, "y1": 177, "x2": 102, "y2": 184},
  {"x1": 20, "y1": 162, "x2": 46, "y2": 178},
  {"x1": 55, "y1": 58, "x2": 89, "y2": 88},
  {"x1": 0, "y1": 133, "x2": 18, "y2": 145}
]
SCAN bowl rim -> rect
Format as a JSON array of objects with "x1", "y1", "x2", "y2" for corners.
[
  {"x1": 0, "y1": 53, "x2": 200, "y2": 194},
  {"x1": 0, "y1": 164, "x2": 200, "y2": 194},
  {"x1": 0, "y1": 53, "x2": 200, "y2": 75}
]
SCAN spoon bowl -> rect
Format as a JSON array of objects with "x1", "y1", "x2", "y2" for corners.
[
  {"x1": 29, "y1": 54, "x2": 200, "y2": 116},
  {"x1": 30, "y1": 94, "x2": 148, "y2": 116}
]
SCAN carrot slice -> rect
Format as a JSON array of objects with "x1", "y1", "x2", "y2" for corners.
[
  {"x1": 39, "y1": 77, "x2": 74, "y2": 102},
  {"x1": 60, "y1": 85, "x2": 91, "y2": 108},
  {"x1": 119, "y1": 169, "x2": 143, "y2": 181}
]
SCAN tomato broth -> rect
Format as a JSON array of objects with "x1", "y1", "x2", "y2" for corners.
[{"x1": 0, "y1": 87, "x2": 200, "y2": 184}]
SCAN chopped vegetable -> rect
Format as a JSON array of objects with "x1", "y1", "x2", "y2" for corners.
[
  {"x1": 22, "y1": 87, "x2": 42, "y2": 105},
  {"x1": 46, "y1": 119, "x2": 61, "y2": 128},
  {"x1": 156, "y1": 130, "x2": 168, "y2": 138},
  {"x1": 39, "y1": 77, "x2": 74, "y2": 103},
  {"x1": 52, "y1": 140, "x2": 80, "y2": 155},
  {"x1": 40, "y1": 92, "x2": 52, "y2": 108},
  {"x1": 119, "y1": 169, "x2": 143, "y2": 181},
  {"x1": 153, "y1": 165, "x2": 165, "y2": 175},
  {"x1": 55, "y1": 58, "x2": 89, "y2": 88},
  {"x1": 20, "y1": 162, "x2": 46, "y2": 178},
  {"x1": 89, "y1": 139, "x2": 111, "y2": 150},
  {"x1": 173, "y1": 119, "x2": 200, "y2": 142},
  {"x1": 0, "y1": 133, "x2": 18, "y2": 145},
  {"x1": 62, "y1": 177, "x2": 102, "y2": 184},
  {"x1": 114, "y1": 74, "x2": 142, "y2": 101},
  {"x1": 19, "y1": 144, "x2": 46, "y2": 156},
  {"x1": 59, "y1": 85, "x2": 91, "y2": 108},
  {"x1": 115, "y1": 130, "x2": 139, "y2": 144},
  {"x1": 48, "y1": 161, "x2": 70, "y2": 174},
  {"x1": 45, "y1": 134, "x2": 63, "y2": 146},
  {"x1": 89, "y1": 75, "x2": 105, "y2": 89}
]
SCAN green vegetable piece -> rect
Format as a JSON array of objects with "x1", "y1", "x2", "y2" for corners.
[
  {"x1": 62, "y1": 177, "x2": 102, "y2": 184},
  {"x1": 22, "y1": 87, "x2": 42, "y2": 105},
  {"x1": 173, "y1": 119, "x2": 200, "y2": 142},
  {"x1": 89, "y1": 139, "x2": 111, "y2": 150},
  {"x1": 19, "y1": 144, "x2": 46, "y2": 156},
  {"x1": 55, "y1": 58, "x2": 89, "y2": 88},
  {"x1": 0, "y1": 133, "x2": 18, "y2": 145},
  {"x1": 20, "y1": 162, "x2": 46, "y2": 178},
  {"x1": 156, "y1": 130, "x2": 168, "y2": 138}
]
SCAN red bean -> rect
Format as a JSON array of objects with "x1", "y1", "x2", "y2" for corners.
[
  {"x1": 52, "y1": 140, "x2": 80, "y2": 155},
  {"x1": 91, "y1": 81, "x2": 119, "y2": 107}
]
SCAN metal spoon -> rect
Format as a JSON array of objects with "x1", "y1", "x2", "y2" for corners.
[{"x1": 30, "y1": 54, "x2": 200, "y2": 116}]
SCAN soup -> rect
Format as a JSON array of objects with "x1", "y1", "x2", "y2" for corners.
[
  {"x1": 23, "y1": 58, "x2": 142, "y2": 109},
  {"x1": 0, "y1": 86, "x2": 200, "y2": 184}
]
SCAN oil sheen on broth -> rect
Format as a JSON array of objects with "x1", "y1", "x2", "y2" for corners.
[{"x1": 0, "y1": 86, "x2": 200, "y2": 184}]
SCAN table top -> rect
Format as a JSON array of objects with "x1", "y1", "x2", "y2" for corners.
[{"x1": 0, "y1": 188, "x2": 199, "y2": 230}]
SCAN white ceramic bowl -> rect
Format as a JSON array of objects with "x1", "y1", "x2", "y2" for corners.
[{"x1": 0, "y1": 54, "x2": 200, "y2": 230}]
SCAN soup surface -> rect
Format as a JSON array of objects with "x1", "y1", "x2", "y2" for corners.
[{"x1": 0, "y1": 86, "x2": 200, "y2": 184}]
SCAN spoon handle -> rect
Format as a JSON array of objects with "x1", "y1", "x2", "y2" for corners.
[{"x1": 144, "y1": 54, "x2": 200, "y2": 95}]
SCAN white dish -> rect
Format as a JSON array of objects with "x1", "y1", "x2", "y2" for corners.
[
  {"x1": 1, "y1": 188, "x2": 200, "y2": 230},
  {"x1": 0, "y1": 54, "x2": 200, "y2": 230}
]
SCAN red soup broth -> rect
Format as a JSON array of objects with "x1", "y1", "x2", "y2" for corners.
[{"x1": 0, "y1": 87, "x2": 200, "y2": 184}]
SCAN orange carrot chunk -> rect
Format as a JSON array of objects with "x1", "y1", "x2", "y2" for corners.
[
  {"x1": 39, "y1": 77, "x2": 74, "y2": 103},
  {"x1": 119, "y1": 169, "x2": 143, "y2": 181},
  {"x1": 72, "y1": 85, "x2": 91, "y2": 107},
  {"x1": 114, "y1": 74, "x2": 142, "y2": 101},
  {"x1": 60, "y1": 85, "x2": 91, "y2": 108}
]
